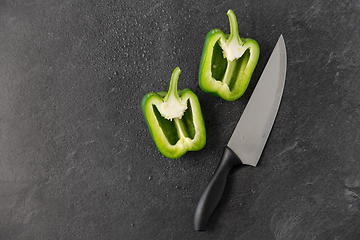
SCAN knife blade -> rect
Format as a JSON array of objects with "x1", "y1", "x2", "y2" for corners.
[{"x1": 194, "y1": 35, "x2": 287, "y2": 231}]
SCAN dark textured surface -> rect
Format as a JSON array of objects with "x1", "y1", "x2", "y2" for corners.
[{"x1": 1, "y1": 0, "x2": 360, "y2": 239}]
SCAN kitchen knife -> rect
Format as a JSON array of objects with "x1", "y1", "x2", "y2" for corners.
[{"x1": 194, "y1": 35, "x2": 287, "y2": 231}]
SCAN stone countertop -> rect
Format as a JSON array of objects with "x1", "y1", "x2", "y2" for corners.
[{"x1": 1, "y1": 1, "x2": 360, "y2": 239}]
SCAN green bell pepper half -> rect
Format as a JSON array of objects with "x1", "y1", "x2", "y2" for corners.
[
  {"x1": 142, "y1": 67, "x2": 206, "y2": 159},
  {"x1": 199, "y1": 9, "x2": 260, "y2": 101}
]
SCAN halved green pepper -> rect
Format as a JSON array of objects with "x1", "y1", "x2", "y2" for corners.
[
  {"x1": 199, "y1": 9, "x2": 260, "y2": 101},
  {"x1": 142, "y1": 67, "x2": 206, "y2": 159}
]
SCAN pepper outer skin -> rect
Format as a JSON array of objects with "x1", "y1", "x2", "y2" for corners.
[
  {"x1": 142, "y1": 67, "x2": 206, "y2": 159},
  {"x1": 199, "y1": 10, "x2": 260, "y2": 101}
]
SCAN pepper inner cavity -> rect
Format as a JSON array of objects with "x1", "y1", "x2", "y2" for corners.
[
  {"x1": 178, "y1": 100, "x2": 195, "y2": 139},
  {"x1": 227, "y1": 49, "x2": 250, "y2": 91},
  {"x1": 153, "y1": 100, "x2": 195, "y2": 145},
  {"x1": 211, "y1": 40, "x2": 250, "y2": 92},
  {"x1": 153, "y1": 105, "x2": 179, "y2": 145},
  {"x1": 211, "y1": 40, "x2": 227, "y2": 81}
]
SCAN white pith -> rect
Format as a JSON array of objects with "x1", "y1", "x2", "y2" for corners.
[
  {"x1": 220, "y1": 37, "x2": 246, "y2": 62},
  {"x1": 159, "y1": 95, "x2": 187, "y2": 120}
]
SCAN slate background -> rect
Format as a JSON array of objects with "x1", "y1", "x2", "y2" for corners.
[{"x1": 1, "y1": 0, "x2": 360, "y2": 239}]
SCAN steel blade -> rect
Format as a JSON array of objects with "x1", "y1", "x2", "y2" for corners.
[{"x1": 227, "y1": 35, "x2": 287, "y2": 166}]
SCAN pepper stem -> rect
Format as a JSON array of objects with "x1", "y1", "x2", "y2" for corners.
[
  {"x1": 164, "y1": 67, "x2": 181, "y2": 102},
  {"x1": 227, "y1": 9, "x2": 243, "y2": 46},
  {"x1": 221, "y1": 10, "x2": 246, "y2": 61},
  {"x1": 159, "y1": 67, "x2": 188, "y2": 120}
]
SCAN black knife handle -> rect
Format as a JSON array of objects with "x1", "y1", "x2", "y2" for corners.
[{"x1": 194, "y1": 146, "x2": 243, "y2": 231}]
